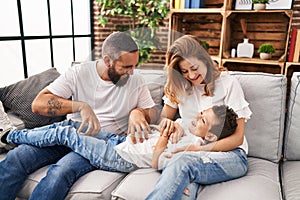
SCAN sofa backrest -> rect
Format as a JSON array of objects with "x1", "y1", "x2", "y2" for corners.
[
  {"x1": 137, "y1": 69, "x2": 287, "y2": 163},
  {"x1": 135, "y1": 68, "x2": 166, "y2": 116},
  {"x1": 284, "y1": 72, "x2": 300, "y2": 160},
  {"x1": 230, "y1": 71, "x2": 286, "y2": 163}
]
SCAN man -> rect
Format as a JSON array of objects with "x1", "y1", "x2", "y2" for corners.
[{"x1": 0, "y1": 31, "x2": 157, "y2": 200}]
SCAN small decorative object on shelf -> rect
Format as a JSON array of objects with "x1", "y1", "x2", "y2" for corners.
[
  {"x1": 234, "y1": 0, "x2": 252, "y2": 10},
  {"x1": 252, "y1": 0, "x2": 269, "y2": 10},
  {"x1": 237, "y1": 18, "x2": 254, "y2": 58},
  {"x1": 266, "y1": 0, "x2": 293, "y2": 10},
  {"x1": 258, "y1": 43, "x2": 275, "y2": 60},
  {"x1": 231, "y1": 48, "x2": 236, "y2": 58},
  {"x1": 237, "y1": 38, "x2": 254, "y2": 58}
]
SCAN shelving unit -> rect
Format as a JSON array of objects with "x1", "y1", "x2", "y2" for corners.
[
  {"x1": 285, "y1": 62, "x2": 300, "y2": 76},
  {"x1": 168, "y1": 0, "x2": 294, "y2": 75}
]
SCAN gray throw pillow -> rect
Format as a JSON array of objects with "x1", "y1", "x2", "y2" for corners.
[{"x1": 0, "y1": 68, "x2": 66, "y2": 128}]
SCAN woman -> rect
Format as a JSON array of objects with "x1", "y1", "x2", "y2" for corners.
[{"x1": 146, "y1": 35, "x2": 252, "y2": 200}]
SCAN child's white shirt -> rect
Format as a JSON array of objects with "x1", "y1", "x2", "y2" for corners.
[{"x1": 114, "y1": 119, "x2": 205, "y2": 170}]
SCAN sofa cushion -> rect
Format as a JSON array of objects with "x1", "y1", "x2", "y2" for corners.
[
  {"x1": 284, "y1": 72, "x2": 300, "y2": 160},
  {"x1": 197, "y1": 157, "x2": 282, "y2": 200},
  {"x1": 111, "y1": 168, "x2": 161, "y2": 200},
  {"x1": 14, "y1": 162, "x2": 127, "y2": 200},
  {"x1": 281, "y1": 161, "x2": 300, "y2": 200},
  {"x1": 7, "y1": 112, "x2": 25, "y2": 130},
  {"x1": 111, "y1": 158, "x2": 282, "y2": 200},
  {"x1": 0, "y1": 68, "x2": 66, "y2": 129},
  {"x1": 230, "y1": 71, "x2": 286, "y2": 163}
]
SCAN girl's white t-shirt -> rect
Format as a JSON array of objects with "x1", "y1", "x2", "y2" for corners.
[
  {"x1": 47, "y1": 61, "x2": 155, "y2": 134},
  {"x1": 163, "y1": 72, "x2": 252, "y2": 153},
  {"x1": 114, "y1": 121, "x2": 205, "y2": 170}
]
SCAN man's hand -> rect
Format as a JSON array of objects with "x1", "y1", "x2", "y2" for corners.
[
  {"x1": 77, "y1": 103, "x2": 101, "y2": 136},
  {"x1": 128, "y1": 108, "x2": 151, "y2": 144}
]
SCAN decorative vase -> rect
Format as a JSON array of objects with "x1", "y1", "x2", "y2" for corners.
[
  {"x1": 253, "y1": 3, "x2": 266, "y2": 10},
  {"x1": 260, "y1": 52, "x2": 272, "y2": 60},
  {"x1": 237, "y1": 38, "x2": 254, "y2": 58}
]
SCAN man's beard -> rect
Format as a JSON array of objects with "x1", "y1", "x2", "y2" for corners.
[{"x1": 107, "y1": 65, "x2": 130, "y2": 86}]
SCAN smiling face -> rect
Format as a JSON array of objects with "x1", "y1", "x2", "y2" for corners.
[
  {"x1": 107, "y1": 51, "x2": 139, "y2": 86},
  {"x1": 179, "y1": 57, "x2": 208, "y2": 86},
  {"x1": 188, "y1": 108, "x2": 220, "y2": 139}
]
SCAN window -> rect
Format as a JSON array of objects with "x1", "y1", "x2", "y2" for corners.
[{"x1": 0, "y1": 0, "x2": 93, "y2": 86}]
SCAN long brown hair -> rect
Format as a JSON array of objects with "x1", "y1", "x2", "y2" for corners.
[{"x1": 164, "y1": 35, "x2": 223, "y2": 104}]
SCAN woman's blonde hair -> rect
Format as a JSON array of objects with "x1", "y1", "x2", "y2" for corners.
[{"x1": 164, "y1": 35, "x2": 224, "y2": 104}]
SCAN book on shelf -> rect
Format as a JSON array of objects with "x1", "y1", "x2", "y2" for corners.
[
  {"x1": 190, "y1": 0, "x2": 205, "y2": 8},
  {"x1": 174, "y1": 0, "x2": 190, "y2": 9},
  {"x1": 184, "y1": 0, "x2": 190, "y2": 8},
  {"x1": 293, "y1": 29, "x2": 300, "y2": 62},
  {"x1": 173, "y1": 0, "x2": 206, "y2": 9},
  {"x1": 174, "y1": 0, "x2": 181, "y2": 9},
  {"x1": 288, "y1": 28, "x2": 297, "y2": 62}
]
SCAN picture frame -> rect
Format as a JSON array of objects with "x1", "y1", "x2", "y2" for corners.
[
  {"x1": 266, "y1": 0, "x2": 293, "y2": 10},
  {"x1": 233, "y1": 0, "x2": 252, "y2": 10}
]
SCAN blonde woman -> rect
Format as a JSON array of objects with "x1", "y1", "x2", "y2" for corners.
[{"x1": 146, "y1": 35, "x2": 252, "y2": 200}]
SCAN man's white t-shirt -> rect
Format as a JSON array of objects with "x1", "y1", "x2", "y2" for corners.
[
  {"x1": 163, "y1": 72, "x2": 252, "y2": 153},
  {"x1": 47, "y1": 61, "x2": 155, "y2": 134}
]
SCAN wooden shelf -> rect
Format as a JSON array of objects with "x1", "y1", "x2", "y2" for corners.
[
  {"x1": 223, "y1": 58, "x2": 285, "y2": 74},
  {"x1": 223, "y1": 58, "x2": 284, "y2": 65},
  {"x1": 285, "y1": 62, "x2": 300, "y2": 76},
  {"x1": 171, "y1": 8, "x2": 224, "y2": 13},
  {"x1": 168, "y1": 0, "x2": 293, "y2": 75}
]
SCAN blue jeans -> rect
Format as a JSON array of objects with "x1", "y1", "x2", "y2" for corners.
[
  {"x1": 0, "y1": 120, "x2": 97, "y2": 200},
  {"x1": 146, "y1": 148, "x2": 248, "y2": 200},
  {"x1": 7, "y1": 119, "x2": 137, "y2": 173}
]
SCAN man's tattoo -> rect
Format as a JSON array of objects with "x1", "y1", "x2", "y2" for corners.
[{"x1": 47, "y1": 97, "x2": 62, "y2": 116}]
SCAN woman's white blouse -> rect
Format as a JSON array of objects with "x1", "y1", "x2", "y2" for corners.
[{"x1": 163, "y1": 72, "x2": 252, "y2": 153}]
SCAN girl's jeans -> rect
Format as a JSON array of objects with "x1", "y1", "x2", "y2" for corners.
[
  {"x1": 146, "y1": 148, "x2": 248, "y2": 200},
  {"x1": 6, "y1": 119, "x2": 137, "y2": 173}
]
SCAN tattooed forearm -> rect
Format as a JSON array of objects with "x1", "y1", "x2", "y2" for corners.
[{"x1": 47, "y1": 97, "x2": 63, "y2": 116}]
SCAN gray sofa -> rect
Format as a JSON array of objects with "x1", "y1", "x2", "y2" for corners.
[{"x1": 1, "y1": 68, "x2": 300, "y2": 200}]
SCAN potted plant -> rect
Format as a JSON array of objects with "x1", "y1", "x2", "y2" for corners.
[
  {"x1": 201, "y1": 41, "x2": 210, "y2": 50},
  {"x1": 97, "y1": 0, "x2": 169, "y2": 64},
  {"x1": 258, "y1": 43, "x2": 275, "y2": 60},
  {"x1": 252, "y1": 0, "x2": 269, "y2": 10}
]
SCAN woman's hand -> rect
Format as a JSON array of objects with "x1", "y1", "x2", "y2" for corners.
[
  {"x1": 159, "y1": 118, "x2": 185, "y2": 144},
  {"x1": 159, "y1": 118, "x2": 176, "y2": 137},
  {"x1": 169, "y1": 122, "x2": 185, "y2": 144}
]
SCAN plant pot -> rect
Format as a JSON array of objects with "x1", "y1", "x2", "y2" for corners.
[
  {"x1": 260, "y1": 52, "x2": 272, "y2": 60},
  {"x1": 253, "y1": 3, "x2": 266, "y2": 10}
]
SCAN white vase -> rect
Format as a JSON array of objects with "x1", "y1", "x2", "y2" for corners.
[
  {"x1": 260, "y1": 52, "x2": 272, "y2": 60},
  {"x1": 237, "y1": 38, "x2": 254, "y2": 58},
  {"x1": 253, "y1": 3, "x2": 266, "y2": 10}
]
